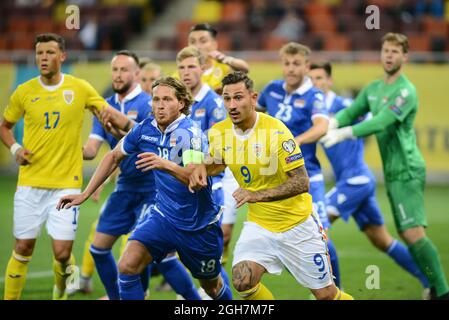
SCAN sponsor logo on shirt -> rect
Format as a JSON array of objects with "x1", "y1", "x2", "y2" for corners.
[
  {"x1": 293, "y1": 99, "x2": 305, "y2": 108},
  {"x1": 395, "y1": 96, "x2": 406, "y2": 107},
  {"x1": 63, "y1": 90, "x2": 74, "y2": 104},
  {"x1": 389, "y1": 105, "x2": 402, "y2": 116},
  {"x1": 141, "y1": 135, "x2": 158, "y2": 142},
  {"x1": 252, "y1": 143, "x2": 263, "y2": 158},
  {"x1": 194, "y1": 108, "x2": 206, "y2": 118},
  {"x1": 282, "y1": 139, "x2": 296, "y2": 154},
  {"x1": 31, "y1": 97, "x2": 40, "y2": 103},
  {"x1": 269, "y1": 91, "x2": 283, "y2": 100},
  {"x1": 368, "y1": 95, "x2": 377, "y2": 101},
  {"x1": 285, "y1": 153, "x2": 303, "y2": 164},
  {"x1": 400, "y1": 88, "x2": 409, "y2": 98},
  {"x1": 223, "y1": 146, "x2": 232, "y2": 152}
]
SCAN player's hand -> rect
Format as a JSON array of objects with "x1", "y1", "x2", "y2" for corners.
[
  {"x1": 104, "y1": 121, "x2": 128, "y2": 140},
  {"x1": 328, "y1": 117, "x2": 339, "y2": 131},
  {"x1": 233, "y1": 188, "x2": 259, "y2": 208},
  {"x1": 15, "y1": 148, "x2": 33, "y2": 166},
  {"x1": 320, "y1": 127, "x2": 354, "y2": 148},
  {"x1": 209, "y1": 50, "x2": 226, "y2": 62},
  {"x1": 56, "y1": 193, "x2": 88, "y2": 210},
  {"x1": 136, "y1": 152, "x2": 168, "y2": 172},
  {"x1": 188, "y1": 164, "x2": 208, "y2": 193}
]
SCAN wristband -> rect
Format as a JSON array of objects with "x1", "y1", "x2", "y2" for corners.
[{"x1": 10, "y1": 143, "x2": 22, "y2": 156}]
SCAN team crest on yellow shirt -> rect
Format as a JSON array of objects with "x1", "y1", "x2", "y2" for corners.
[
  {"x1": 63, "y1": 90, "x2": 74, "y2": 104},
  {"x1": 252, "y1": 143, "x2": 263, "y2": 158}
]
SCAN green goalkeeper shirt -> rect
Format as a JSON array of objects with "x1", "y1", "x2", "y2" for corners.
[{"x1": 335, "y1": 74, "x2": 425, "y2": 182}]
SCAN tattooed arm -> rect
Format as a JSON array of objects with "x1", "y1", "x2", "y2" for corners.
[{"x1": 233, "y1": 165, "x2": 309, "y2": 208}]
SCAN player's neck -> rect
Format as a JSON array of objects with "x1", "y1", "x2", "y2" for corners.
[
  {"x1": 190, "y1": 82, "x2": 202, "y2": 98},
  {"x1": 384, "y1": 70, "x2": 402, "y2": 85},
  {"x1": 118, "y1": 83, "x2": 137, "y2": 102},
  {"x1": 40, "y1": 72, "x2": 62, "y2": 86},
  {"x1": 205, "y1": 58, "x2": 213, "y2": 70},
  {"x1": 285, "y1": 78, "x2": 303, "y2": 95}
]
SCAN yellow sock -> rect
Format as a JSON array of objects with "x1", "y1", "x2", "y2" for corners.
[
  {"x1": 221, "y1": 243, "x2": 229, "y2": 265},
  {"x1": 119, "y1": 234, "x2": 130, "y2": 258},
  {"x1": 4, "y1": 251, "x2": 32, "y2": 300},
  {"x1": 53, "y1": 254, "x2": 75, "y2": 292},
  {"x1": 81, "y1": 219, "x2": 98, "y2": 277},
  {"x1": 333, "y1": 288, "x2": 354, "y2": 300},
  {"x1": 239, "y1": 282, "x2": 275, "y2": 300}
]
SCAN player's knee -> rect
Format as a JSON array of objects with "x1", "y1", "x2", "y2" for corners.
[
  {"x1": 14, "y1": 242, "x2": 34, "y2": 257},
  {"x1": 311, "y1": 285, "x2": 337, "y2": 300},
  {"x1": 231, "y1": 266, "x2": 255, "y2": 292},
  {"x1": 54, "y1": 250, "x2": 72, "y2": 264},
  {"x1": 118, "y1": 257, "x2": 140, "y2": 275}
]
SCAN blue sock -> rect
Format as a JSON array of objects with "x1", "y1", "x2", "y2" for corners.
[
  {"x1": 327, "y1": 239, "x2": 341, "y2": 288},
  {"x1": 157, "y1": 256, "x2": 201, "y2": 300},
  {"x1": 118, "y1": 273, "x2": 145, "y2": 300},
  {"x1": 220, "y1": 265, "x2": 232, "y2": 291},
  {"x1": 213, "y1": 280, "x2": 233, "y2": 300},
  {"x1": 90, "y1": 245, "x2": 120, "y2": 300},
  {"x1": 386, "y1": 239, "x2": 429, "y2": 288},
  {"x1": 140, "y1": 264, "x2": 151, "y2": 293}
]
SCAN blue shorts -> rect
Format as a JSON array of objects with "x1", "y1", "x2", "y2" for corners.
[
  {"x1": 96, "y1": 191, "x2": 155, "y2": 236},
  {"x1": 310, "y1": 179, "x2": 330, "y2": 229},
  {"x1": 129, "y1": 209, "x2": 223, "y2": 280},
  {"x1": 325, "y1": 179, "x2": 384, "y2": 230}
]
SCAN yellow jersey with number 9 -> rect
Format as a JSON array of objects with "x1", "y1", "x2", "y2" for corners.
[
  {"x1": 208, "y1": 112, "x2": 313, "y2": 232},
  {"x1": 3, "y1": 74, "x2": 107, "y2": 189}
]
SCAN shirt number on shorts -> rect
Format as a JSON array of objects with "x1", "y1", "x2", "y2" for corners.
[
  {"x1": 240, "y1": 166, "x2": 251, "y2": 183},
  {"x1": 200, "y1": 259, "x2": 216, "y2": 273},
  {"x1": 44, "y1": 111, "x2": 60, "y2": 129},
  {"x1": 72, "y1": 207, "x2": 79, "y2": 231},
  {"x1": 313, "y1": 253, "x2": 328, "y2": 280}
]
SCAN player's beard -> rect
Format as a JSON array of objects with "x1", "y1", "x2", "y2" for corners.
[
  {"x1": 384, "y1": 63, "x2": 401, "y2": 76},
  {"x1": 112, "y1": 81, "x2": 132, "y2": 94}
]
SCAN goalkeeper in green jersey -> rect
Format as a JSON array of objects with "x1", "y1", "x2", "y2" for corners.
[{"x1": 321, "y1": 32, "x2": 449, "y2": 300}]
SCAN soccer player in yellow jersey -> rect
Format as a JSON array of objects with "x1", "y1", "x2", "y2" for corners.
[
  {"x1": 0, "y1": 33, "x2": 129, "y2": 300},
  {"x1": 173, "y1": 23, "x2": 249, "y2": 93},
  {"x1": 189, "y1": 72, "x2": 353, "y2": 300}
]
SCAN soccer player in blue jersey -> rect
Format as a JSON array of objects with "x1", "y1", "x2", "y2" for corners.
[
  {"x1": 309, "y1": 61, "x2": 430, "y2": 298},
  {"x1": 75, "y1": 52, "x2": 200, "y2": 300},
  {"x1": 57, "y1": 77, "x2": 232, "y2": 300},
  {"x1": 257, "y1": 42, "x2": 341, "y2": 288}
]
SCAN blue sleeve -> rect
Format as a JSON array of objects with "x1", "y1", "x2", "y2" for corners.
[
  {"x1": 311, "y1": 91, "x2": 328, "y2": 118},
  {"x1": 257, "y1": 86, "x2": 268, "y2": 110},
  {"x1": 136, "y1": 98, "x2": 152, "y2": 123},
  {"x1": 90, "y1": 116, "x2": 106, "y2": 140},
  {"x1": 122, "y1": 122, "x2": 142, "y2": 154},
  {"x1": 206, "y1": 97, "x2": 226, "y2": 129}
]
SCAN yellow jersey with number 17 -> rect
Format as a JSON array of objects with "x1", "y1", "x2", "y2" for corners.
[
  {"x1": 3, "y1": 74, "x2": 107, "y2": 189},
  {"x1": 208, "y1": 112, "x2": 313, "y2": 232}
]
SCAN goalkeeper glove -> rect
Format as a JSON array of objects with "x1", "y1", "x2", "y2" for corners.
[{"x1": 320, "y1": 127, "x2": 354, "y2": 148}]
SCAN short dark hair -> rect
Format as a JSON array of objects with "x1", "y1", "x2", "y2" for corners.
[
  {"x1": 35, "y1": 33, "x2": 65, "y2": 51},
  {"x1": 115, "y1": 50, "x2": 139, "y2": 66},
  {"x1": 189, "y1": 23, "x2": 217, "y2": 38},
  {"x1": 152, "y1": 77, "x2": 193, "y2": 115},
  {"x1": 222, "y1": 71, "x2": 254, "y2": 91},
  {"x1": 310, "y1": 61, "x2": 332, "y2": 77}
]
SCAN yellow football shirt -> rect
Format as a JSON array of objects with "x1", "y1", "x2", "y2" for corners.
[
  {"x1": 3, "y1": 74, "x2": 107, "y2": 189},
  {"x1": 209, "y1": 112, "x2": 313, "y2": 232},
  {"x1": 172, "y1": 60, "x2": 231, "y2": 92}
]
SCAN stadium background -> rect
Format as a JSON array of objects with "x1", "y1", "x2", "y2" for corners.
[{"x1": 0, "y1": 0, "x2": 448, "y2": 299}]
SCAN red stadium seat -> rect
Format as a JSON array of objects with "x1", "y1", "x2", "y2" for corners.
[
  {"x1": 407, "y1": 34, "x2": 431, "y2": 51},
  {"x1": 262, "y1": 35, "x2": 289, "y2": 51},
  {"x1": 221, "y1": 1, "x2": 247, "y2": 23},
  {"x1": 323, "y1": 34, "x2": 351, "y2": 51},
  {"x1": 422, "y1": 17, "x2": 448, "y2": 37}
]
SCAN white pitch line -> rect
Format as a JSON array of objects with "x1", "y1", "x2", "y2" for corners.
[{"x1": 0, "y1": 270, "x2": 53, "y2": 284}]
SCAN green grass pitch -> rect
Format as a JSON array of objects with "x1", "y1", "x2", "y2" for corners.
[{"x1": 0, "y1": 175, "x2": 448, "y2": 300}]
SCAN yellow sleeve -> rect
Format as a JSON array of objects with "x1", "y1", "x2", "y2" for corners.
[
  {"x1": 276, "y1": 125, "x2": 305, "y2": 173},
  {"x1": 80, "y1": 79, "x2": 107, "y2": 113},
  {"x1": 3, "y1": 88, "x2": 24, "y2": 124},
  {"x1": 207, "y1": 126, "x2": 224, "y2": 164}
]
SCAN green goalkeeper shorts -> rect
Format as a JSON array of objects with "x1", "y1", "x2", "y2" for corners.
[{"x1": 385, "y1": 178, "x2": 427, "y2": 232}]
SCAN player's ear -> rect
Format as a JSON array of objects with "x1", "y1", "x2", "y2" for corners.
[{"x1": 60, "y1": 51, "x2": 67, "y2": 63}]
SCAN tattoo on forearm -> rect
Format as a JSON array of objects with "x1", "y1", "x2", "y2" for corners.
[{"x1": 253, "y1": 165, "x2": 309, "y2": 202}]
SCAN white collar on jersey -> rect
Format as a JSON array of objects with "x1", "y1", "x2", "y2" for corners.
[
  {"x1": 283, "y1": 76, "x2": 313, "y2": 96},
  {"x1": 194, "y1": 84, "x2": 211, "y2": 102},
  {"x1": 325, "y1": 90, "x2": 337, "y2": 109},
  {"x1": 151, "y1": 113, "x2": 186, "y2": 134},
  {"x1": 114, "y1": 84, "x2": 142, "y2": 105},
  {"x1": 38, "y1": 73, "x2": 65, "y2": 91},
  {"x1": 232, "y1": 112, "x2": 260, "y2": 141}
]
